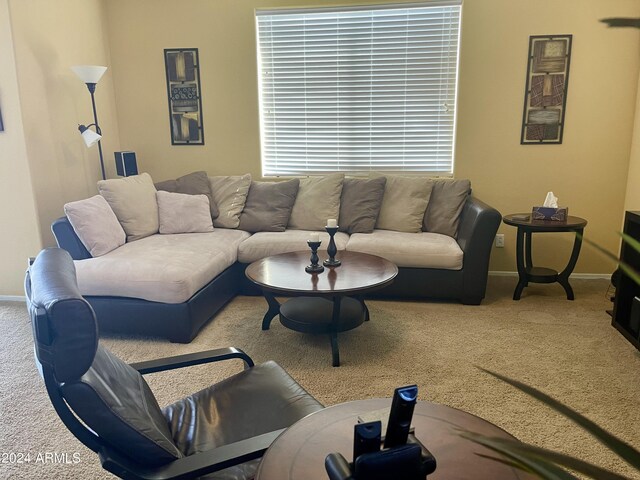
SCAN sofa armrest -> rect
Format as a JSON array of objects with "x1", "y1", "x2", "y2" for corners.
[
  {"x1": 51, "y1": 217, "x2": 91, "y2": 260},
  {"x1": 456, "y1": 196, "x2": 502, "y2": 304}
]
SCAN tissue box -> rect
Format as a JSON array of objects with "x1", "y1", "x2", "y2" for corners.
[{"x1": 531, "y1": 206, "x2": 568, "y2": 222}]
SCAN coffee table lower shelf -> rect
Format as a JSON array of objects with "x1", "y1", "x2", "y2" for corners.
[{"x1": 264, "y1": 295, "x2": 367, "y2": 367}]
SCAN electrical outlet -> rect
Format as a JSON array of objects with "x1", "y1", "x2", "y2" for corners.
[{"x1": 495, "y1": 234, "x2": 505, "y2": 248}]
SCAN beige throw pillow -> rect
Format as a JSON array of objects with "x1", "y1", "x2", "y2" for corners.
[
  {"x1": 98, "y1": 172, "x2": 159, "y2": 242},
  {"x1": 156, "y1": 191, "x2": 214, "y2": 234},
  {"x1": 209, "y1": 174, "x2": 252, "y2": 228},
  {"x1": 64, "y1": 195, "x2": 126, "y2": 257},
  {"x1": 372, "y1": 173, "x2": 433, "y2": 233},
  {"x1": 423, "y1": 179, "x2": 471, "y2": 237},
  {"x1": 288, "y1": 173, "x2": 344, "y2": 230}
]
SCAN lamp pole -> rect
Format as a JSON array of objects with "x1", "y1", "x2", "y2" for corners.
[{"x1": 86, "y1": 83, "x2": 106, "y2": 181}]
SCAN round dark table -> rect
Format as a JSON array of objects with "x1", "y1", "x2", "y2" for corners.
[
  {"x1": 503, "y1": 214, "x2": 588, "y2": 300},
  {"x1": 255, "y1": 399, "x2": 536, "y2": 480},
  {"x1": 245, "y1": 251, "x2": 398, "y2": 367}
]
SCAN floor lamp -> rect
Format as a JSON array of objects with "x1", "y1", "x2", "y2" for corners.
[{"x1": 72, "y1": 65, "x2": 107, "y2": 180}]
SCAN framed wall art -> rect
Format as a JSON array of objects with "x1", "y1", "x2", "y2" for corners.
[
  {"x1": 520, "y1": 34, "x2": 572, "y2": 144},
  {"x1": 164, "y1": 48, "x2": 204, "y2": 145},
  {"x1": 0, "y1": 105, "x2": 4, "y2": 132}
]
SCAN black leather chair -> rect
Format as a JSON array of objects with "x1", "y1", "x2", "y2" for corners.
[{"x1": 25, "y1": 248, "x2": 323, "y2": 479}]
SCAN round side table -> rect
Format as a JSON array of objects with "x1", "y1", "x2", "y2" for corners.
[
  {"x1": 503, "y1": 214, "x2": 587, "y2": 300},
  {"x1": 255, "y1": 399, "x2": 536, "y2": 480}
]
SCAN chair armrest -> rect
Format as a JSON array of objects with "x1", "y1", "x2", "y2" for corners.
[
  {"x1": 100, "y1": 428, "x2": 284, "y2": 480},
  {"x1": 129, "y1": 347, "x2": 255, "y2": 374}
]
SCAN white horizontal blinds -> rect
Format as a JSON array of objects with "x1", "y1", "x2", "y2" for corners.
[{"x1": 257, "y1": 2, "x2": 461, "y2": 176}]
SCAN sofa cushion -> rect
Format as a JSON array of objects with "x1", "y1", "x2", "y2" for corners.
[
  {"x1": 423, "y1": 179, "x2": 471, "y2": 238},
  {"x1": 157, "y1": 191, "x2": 214, "y2": 234},
  {"x1": 155, "y1": 171, "x2": 219, "y2": 220},
  {"x1": 98, "y1": 172, "x2": 159, "y2": 242},
  {"x1": 74, "y1": 229, "x2": 250, "y2": 303},
  {"x1": 209, "y1": 174, "x2": 252, "y2": 229},
  {"x1": 238, "y1": 179, "x2": 299, "y2": 233},
  {"x1": 288, "y1": 173, "x2": 344, "y2": 231},
  {"x1": 237, "y1": 229, "x2": 349, "y2": 264},
  {"x1": 346, "y1": 230, "x2": 463, "y2": 269},
  {"x1": 338, "y1": 177, "x2": 387, "y2": 234},
  {"x1": 64, "y1": 195, "x2": 126, "y2": 257},
  {"x1": 371, "y1": 174, "x2": 433, "y2": 233}
]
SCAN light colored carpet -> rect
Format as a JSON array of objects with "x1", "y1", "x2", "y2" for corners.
[{"x1": 1, "y1": 277, "x2": 639, "y2": 479}]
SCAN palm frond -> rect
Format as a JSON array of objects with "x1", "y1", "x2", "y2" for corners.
[{"x1": 479, "y1": 369, "x2": 640, "y2": 469}]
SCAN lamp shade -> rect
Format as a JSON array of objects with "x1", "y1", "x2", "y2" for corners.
[
  {"x1": 79, "y1": 125, "x2": 102, "y2": 147},
  {"x1": 71, "y1": 65, "x2": 107, "y2": 84}
]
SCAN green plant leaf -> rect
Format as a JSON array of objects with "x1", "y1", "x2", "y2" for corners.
[
  {"x1": 460, "y1": 431, "x2": 633, "y2": 480},
  {"x1": 479, "y1": 368, "x2": 640, "y2": 469},
  {"x1": 458, "y1": 431, "x2": 578, "y2": 479},
  {"x1": 619, "y1": 231, "x2": 640, "y2": 254},
  {"x1": 579, "y1": 234, "x2": 640, "y2": 286}
]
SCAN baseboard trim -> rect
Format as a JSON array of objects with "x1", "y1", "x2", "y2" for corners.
[
  {"x1": 0, "y1": 295, "x2": 26, "y2": 302},
  {"x1": 489, "y1": 271, "x2": 611, "y2": 280}
]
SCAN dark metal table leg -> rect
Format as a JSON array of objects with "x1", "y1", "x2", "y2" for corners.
[
  {"x1": 262, "y1": 292, "x2": 281, "y2": 330},
  {"x1": 524, "y1": 231, "x2": 533, "y2": 286},
  {"x1": 354, "y1": 295, "x2": 369, "y2": 321},
  {"x1": 330, "y1": 297, "x2": 342, "y2": 367},
  {"x1": 557, "y1": 228, "x2": 583, "y2": 301},
  {"x1": 513, "y1": 227, "x2": 528, "y2": 300}
]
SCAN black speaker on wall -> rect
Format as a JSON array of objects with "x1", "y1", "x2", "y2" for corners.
[{"x1": 114, "y1": 151, "x2": 138, "y2": 177}]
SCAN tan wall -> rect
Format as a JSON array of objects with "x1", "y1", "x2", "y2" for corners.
[
  {"x1": 9, "y1": 0, "x2": 121, "y2": 247},
  {"x1": 0, "y1": 0, "x2": 42, "y2": 295},
  {"x1": 625, "y1": 74, "x2": 640, "y2": 213},
  {"x1": 104, "y1": 0, "x2": 640, "y2": 274}
]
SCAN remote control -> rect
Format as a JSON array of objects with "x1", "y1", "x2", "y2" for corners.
[{"x1": 384, "y1": 385, "x2": 418, "y2": 448}]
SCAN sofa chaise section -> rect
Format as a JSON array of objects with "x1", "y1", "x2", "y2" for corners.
[{"x1": 52, "y1": 217, "x2": 249, "y2": 343}]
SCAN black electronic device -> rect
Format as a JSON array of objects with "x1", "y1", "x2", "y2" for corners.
[
  {"x1": 353, "y1": 421, "x2": 381, "y2": 461},
  {"x1": 383, "y1": 384, "x2": 418, "y2": 448}
]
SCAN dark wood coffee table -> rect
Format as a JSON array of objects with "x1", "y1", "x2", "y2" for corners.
[
  {"x1": 255, "y1": 398, "x2": 536, "y2": 480},
  {"x1": 245, "y1": 251, "x2": 398, "y2": 366},
  {"x1": 503, "y1": 214, "x2": 587, "y2": 300}
]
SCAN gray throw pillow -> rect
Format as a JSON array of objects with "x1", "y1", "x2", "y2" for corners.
[
  {"x1": 155, "y1": 171, "x2": 218, "y2": 220},
  {"x1": 209, "y1": 174, "x2": 252, "y2": 229},
  {"x1": 288, "y1": 173, "x2": 344, "y2": 230},
  {"x1": 423, "y1": 179, "x2": 471, "y2": 237},
  {"x1": 338, "y1": 177, "x2": 387, "y2": 234},
  {"x1": 238, "y1": 179, "x2": 300, "y2": 233},
  {"x1": 372, "y1": 173, "x2": 433, "y2": 233}
]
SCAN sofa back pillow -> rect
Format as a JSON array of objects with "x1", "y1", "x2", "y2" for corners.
[
  {"x1": 156, "y1": 191, "x2": 214, "y2": 234},
  {"x1": 238, "y1": 179, "x2": 299, "y2": 233},
  {"x1": 209, "y1": 174, "x2": 251, "y2": 229},
  {"x1": 64, "y1": 195, "x2": 126, "y2": 257},
  {"x1": 155, "y1": 171, "x2": 218, "y2": 220},
  {"x1": 98, "y1": 173, "x2": 159, "y2": 242},
  {"x1": 288, "y1": 173, "x2": 344, "y2": 231},
  {"x1": 423, "y1": 179, "x2": 471, "y2": 237},
  {"x1": 372, "y1": 173, "x2": 433, "y2": 233},
  {"x1": 338, "y1": 177, "x2": 387, "y2": 234}
]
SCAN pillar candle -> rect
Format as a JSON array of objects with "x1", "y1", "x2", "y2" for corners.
[
  {"x1": 309, "y1": 233, "x2": 320, "y2": 242},
  {"x1": 327, "y1": 219, "x2": 338, "y2": 228}
]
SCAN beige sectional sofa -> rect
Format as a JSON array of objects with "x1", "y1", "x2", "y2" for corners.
[{"x1": 52, "y1": 171, "x2": 501, "y2": 342}]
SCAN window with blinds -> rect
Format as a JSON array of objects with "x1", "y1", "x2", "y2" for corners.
[{"x1": 256, "y1": 2, "x2": 462, "y2": 177}]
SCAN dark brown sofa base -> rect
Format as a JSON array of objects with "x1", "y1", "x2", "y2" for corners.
[
  {"x1": 52, "y1": 196, "x2": 500, "y2": 342},
  {"x1": 85, "y1": 263, "x2": 244, "y2": 343}
]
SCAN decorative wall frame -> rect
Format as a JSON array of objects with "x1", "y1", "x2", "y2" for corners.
[
  {"x1": 0, "y1": 105, "x2": 4, "y2": 132},
  {"x1": 520, "y1": 34, "x2": 572, "y2": 144},
  {"x1": 164, "y1": 48, "x2": 204, "y2": 145}
]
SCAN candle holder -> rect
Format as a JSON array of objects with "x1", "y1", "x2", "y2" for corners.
[
  {"x1": 305, "y1": 240, "x2": 325, "y2": 273},
  {"x1": 323, "y1": 226, "x2": 342, "y2": 267}
]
